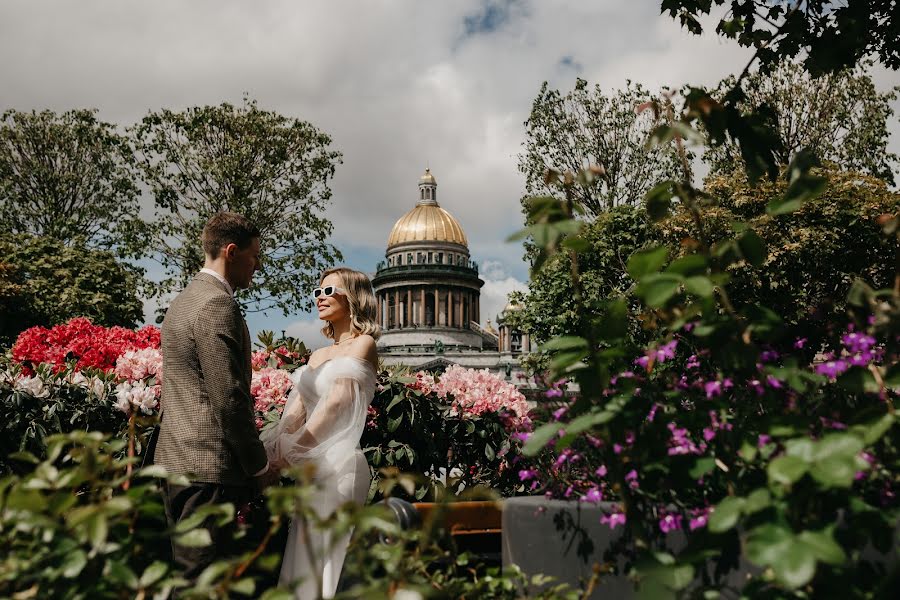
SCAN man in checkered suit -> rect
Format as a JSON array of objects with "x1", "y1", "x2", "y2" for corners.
[{"x1": 154, "y1": 212, "x2": 278, "y2": 582}]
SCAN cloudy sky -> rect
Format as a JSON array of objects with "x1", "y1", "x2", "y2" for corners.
[{"x1": 2, "y1": 0, "x2": 898, "y2": 348}]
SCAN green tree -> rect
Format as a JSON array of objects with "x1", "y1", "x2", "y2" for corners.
[
  {"x1": 705, "y1": 60, "x2": 899, "y2": 184},
  {"x1": 0, "y1": 234, "x2": 143, "y2": 346},
  {"x1": 519, "y1": 79, "x2": 684, "y2": 219},
  {"x1": 129, "y1": 98, "x2": 343, "y2": 315},
  {"x1": 0, "y1": 109, "x2": 139, "y2": 249},
  {"x1": 510, "y1": 166, "x2": 899, "y2": 349},
  {"x1": 662, "y1": 0, "x2": 900, "y2": 75}
]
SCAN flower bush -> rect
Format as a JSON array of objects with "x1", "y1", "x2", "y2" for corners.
[
  {"x1": 514, "y1": 150, "x2": 899, "y2": 596},
  {"x1": 2, "y1": 321, "x2": 530, "y2": 503}
]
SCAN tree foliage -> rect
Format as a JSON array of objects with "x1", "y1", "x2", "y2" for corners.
[
  {"x1": 511, "y1": 166, "x2": 899, "y2": 349},
  {"x1": 662, "y1": 0, "x2": 900, "y2": 75},
  {"x1": 128, "y1": 98, "x2": 343, "y2": 315},
  {"x1": 705, "y1": 60, "x2": 900, "y2": 184},
  {"x1": 519, "y1": 79, "x2": 684, "y2": 219},
  {"x1": 0, "y1": 109, "x2": 139, "y2": 249},
  {"x1": 0, "y1": 234, "x2": 143, "y2": 347}
]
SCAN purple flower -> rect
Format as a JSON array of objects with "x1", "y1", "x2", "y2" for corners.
[
  {"x1": 595, "y1": 465, "x2": 608, "y2": 477},
  {"x1": 759, "y1": 349, "x2": 780, "y2": 363},
  {"x1": 842, "y1": 332, "x2": 876, "y2": 354},
  {"x1": 688, "y1": 508, "x2": 710, "y2": 530},
  {"x1": 582, "y1": 487, "x2": 603, "y2": 503},
  {"x1": 657, "y1": 339, "x2": 678, "y2": 361},
  {"x1": 748, "y1": 379, "x2": 765, "y2": 396},
  {"x1": 757, "y1": 434, "x2": 771, "y2": 448},
  {"x1": 704, "y1": 378, "x2": 733, "y2": 399},
  {"x1": 685, "y1": 354, "x2": 700, "y2": 369},
  {"x1": 667, "y1": 422, "x2": 707, "y2": 456},
  {"x1": 794, "y1": 337, "x2": 808, "y2": 349},
  {"x1": 625, "y1": 431, "x2": 636, "y2": 445},
  {"x1": 518, "y1": 469, "x2": 538, "y2": 482},
  {"x1": 766, "y1": 375, "x2": 783, "y2": 389},
  {"x1": 625, "y1": 469, "x2": 639, "y2": 489},
  {"x1": 613, "y1": 443, "x2": 624, "y2": 454},
  {"x1": 585, "y1": 434, "x2": 603, "y2": 448},
  {"x1": 552, "y1": 406, "x2": 568, "y2": 420},
  {"x1": 511, "y1": 431, "x2": 531, "y2": 443},
  {"x1": 646, "y1": 403, "x2": 661, "y2": 422},
  {"x1": 545, "y1": 388, "x2": 564, "y2": 398},
  {"x1": 600, "y1": 511, "x2": 626, "y2": 529},
  {"x1": 820, "y1": 417, "x2": 847, "y2": 430},
  {"x1": 635, "y1": 355, "x2": 651, "y2": 369},
  {"x1": 815, "y1": 359, "x2": 849, "y2": 379},
  {"x1": 659, "y1": 512, "x2": 683, "y2": 533}
]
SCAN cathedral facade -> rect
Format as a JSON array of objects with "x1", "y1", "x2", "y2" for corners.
[{"x1": 371, "y1": 169, "x2": 532, "y2": 381}]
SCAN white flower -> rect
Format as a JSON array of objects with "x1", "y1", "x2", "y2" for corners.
[
  {"x1": 91, "y1": 377, "x2": 107, "y2": 399},
  {"x1": 15, "y1": 375, "x2": 50, "y2": 398},
  {"x1": 69, "y1": 371, "x2": 89, "y2": 388},
  {"x1": 115, "y1": 380, "x2": 159, "y2": 415}
]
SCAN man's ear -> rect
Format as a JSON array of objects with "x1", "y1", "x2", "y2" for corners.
[{"x1": 223, "y1": 243, "x2": 237, "y2": 260}]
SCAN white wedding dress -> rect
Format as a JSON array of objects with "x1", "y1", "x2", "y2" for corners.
[{"x1": 262, "y1": 355, "x2": 376, "y2": 599}]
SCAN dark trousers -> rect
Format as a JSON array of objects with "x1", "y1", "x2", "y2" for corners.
[{"x1": 162, "y1": 481, "x2": 255, "y2": 580}]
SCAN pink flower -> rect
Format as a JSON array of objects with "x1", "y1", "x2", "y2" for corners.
[
  {"x1": 251, "y1": 367, "x2": 293, "y2": 413},
  {"x1": 581, "y1": 487, "x2": 603, "y2": 503},
  {"x1": 595, "y1": 465, "x2": 608, "y2": 477},
  {"x1": 600, "y1": 511, "x2": 626, "y2": 529},
  {"x1": 432, "y1": 365, "x2": 530, "y2": 429},
  {"x1": 659, "y1": 512, "x2": 683, "y2": 533},
  {"x1": 688, "y1": 508, "x2": 710, "y2": 530}
]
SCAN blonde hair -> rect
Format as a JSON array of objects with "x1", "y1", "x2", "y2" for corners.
[{"x1": 319, "y1": 267, "x2": 381, "y2": 341}]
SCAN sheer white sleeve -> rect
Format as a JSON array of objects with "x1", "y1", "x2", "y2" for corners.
[{"x1": 262, "y1": 361, "x2": 374, "y2": 479}]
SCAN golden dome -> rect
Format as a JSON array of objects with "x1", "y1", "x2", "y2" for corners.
[{"x1": 387, "y1": 203, "x2": 468, "y2": 248}]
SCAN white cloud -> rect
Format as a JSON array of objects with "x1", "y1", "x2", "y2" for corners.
[
  {"x1": 285, "y1": 318, "x2": 331, "y2": 351},
  {"x1": 480, "y1": 274, "x2": 528, "y2": 326}
]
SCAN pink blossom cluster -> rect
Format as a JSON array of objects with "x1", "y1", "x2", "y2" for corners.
[
  {"x1": 431, "y1": 364, "x2": 530, "y2": 428},
  {"x1": 114, "y1": 348, "x2": 163, "y2": 381},
  {"x1": 251, "y1": 348, "x2": 302, "y2": 370},
  {"x1": 250, "y1": 367, "x2": 293, "y2": 414},
  {"x1": 115, "y1": 380, "x2": 160, "y2": 415}
]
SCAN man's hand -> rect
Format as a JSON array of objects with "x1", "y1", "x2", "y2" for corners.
[{"x1": 255, "y1": 465, "x2": 280, "y2": 492}]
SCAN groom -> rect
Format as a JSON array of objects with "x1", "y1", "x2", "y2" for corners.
[{"x1": 155, "y1": 211, "x2": 278, "y2": 581}]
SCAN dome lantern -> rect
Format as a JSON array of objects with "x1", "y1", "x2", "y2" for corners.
[{"x1": 386, "y1": 168, "x2": 468, "y2": 249}]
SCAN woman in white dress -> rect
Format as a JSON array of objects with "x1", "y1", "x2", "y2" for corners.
[{"x1": 262, "y1": 267, "x2": 379, "y2": 599}]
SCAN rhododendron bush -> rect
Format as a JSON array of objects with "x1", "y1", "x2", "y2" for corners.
[{"x1": 2, "y1": 320, "x2": 531, "y2": 498}]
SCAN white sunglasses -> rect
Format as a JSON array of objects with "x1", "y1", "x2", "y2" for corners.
[{"x1": 312, "y1": 285, "x2": 346, "y2": 299}]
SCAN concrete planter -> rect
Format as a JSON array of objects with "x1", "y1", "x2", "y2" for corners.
[{"x1": 501, "y1": 496, "x2": 751, "y2": 598}]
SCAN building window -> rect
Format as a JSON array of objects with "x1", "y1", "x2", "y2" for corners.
[
  {"x1": 428, "y1": 252, "x2": 433, "y2": 263},
  {"x1": 407, "y1": 253, "x2": 413, "y2": 264},
  {"x1": 511, "y1": 332, "x2": 522, "y2": 353},
  {"x1": 417, "y1": 252, "x2": 424, "y2": 264},
  {"x1": 436, "y1": 252, "x2": 443, "y2": 264}
]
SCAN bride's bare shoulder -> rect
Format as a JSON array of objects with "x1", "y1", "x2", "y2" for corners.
[{"x1": 348, "y1": 335, "x2": 377, "y2": 368}]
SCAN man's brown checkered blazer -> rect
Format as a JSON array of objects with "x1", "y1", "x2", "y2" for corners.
[{"x1": 154, "y1": 272, "x2": 267, "y2": 485}]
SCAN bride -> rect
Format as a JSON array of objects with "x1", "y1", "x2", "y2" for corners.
[{"x1": 262, "y1": 267, "x2": 379, "y2": 598}]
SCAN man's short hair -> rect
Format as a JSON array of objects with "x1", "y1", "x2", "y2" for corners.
[{"x1": 201, "y1": 212, "x2": 260, "y2": 258}]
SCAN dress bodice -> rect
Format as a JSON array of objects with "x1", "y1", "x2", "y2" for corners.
[{"x1": 293, "y1": 355, "x2": 377, "y2": 413}]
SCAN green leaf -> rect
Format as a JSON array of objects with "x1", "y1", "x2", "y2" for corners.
[
  {"x1": 644, "y1": 181, "x2": 677, "y2": 221},
  {"x1": 773, "y1": 540, "x2": 817, "y2": 589},
  {"x1": 745, "y1": 524, "x2": 793, "y2": 566},
  {"x1": 809, "y1": 455, "x2": 857, "y2": 488},
  {"x1": 708, "y1": 496, "x2": 745, "y2": 533},
  {"x1": 106, "y1": 561, "x2": 139, "y2": 590},
  {"x1": 689, "y1": 457, "x2": 716, "y2": 479},
  {"x1": 541, "y1": 335, "x2": 589, "y2": 352},
  {"x1": 230, "y1": 578, "x2": 256, "y2": 595},
  {"x1": 485, "y1": 443, "x2": 495, "y2": 460},
  {"x1": 522, "y1": 422, "x2": 563, "y2": 456},
  {"x1": 636, "y1": 274, "x2": 683, "y2": 308},
  {"x1": 627, "y1": 246, "x2": 668, "y2": 280},
  {"x1": 139, "y1": 561, "x2": 169, "y2": 587},
  {"x1": 767, "y1": 455, "x2": 808, "y2": 485},
  {"x1": 61, "y1": 550, "x2": 88, "y2": 578},
  {"x1": 175, "y1": 528, "x2": 212, "y2": 548},
  {"x1": 812, "y1": 433, "x2": 864, "y2": 461},
  {"x1": 683, "y1": 276, "x2": 714, "y2": 298},
  {"x1": 665, "y1": 254, "x2": 707, "y2": 276},
  {"x1": 737, "y1": 229, "x2": 767, "y2": 266},
  {"x1": 743, "y1": 488, "x2": 772, "y2": 514},
  {"x1": 797, "y1": 529, "x2": 846, "y2": 566}
]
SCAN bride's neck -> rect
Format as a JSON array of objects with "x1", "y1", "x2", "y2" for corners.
[{"x1": 331, "y1": 316, "x2": 353, "y2": 345}]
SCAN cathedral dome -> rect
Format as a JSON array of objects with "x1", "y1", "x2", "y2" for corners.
[
  {"x1": 387, "y1": 169, "x2": 468, "y2": 249},
  {"x1": 387, "y1": 204, "x2": 468, "y2": 248}
]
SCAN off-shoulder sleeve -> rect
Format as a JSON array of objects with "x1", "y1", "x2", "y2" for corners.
[{"x1": 263, "y1": 368, "x2": 373, "y2": 477}]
